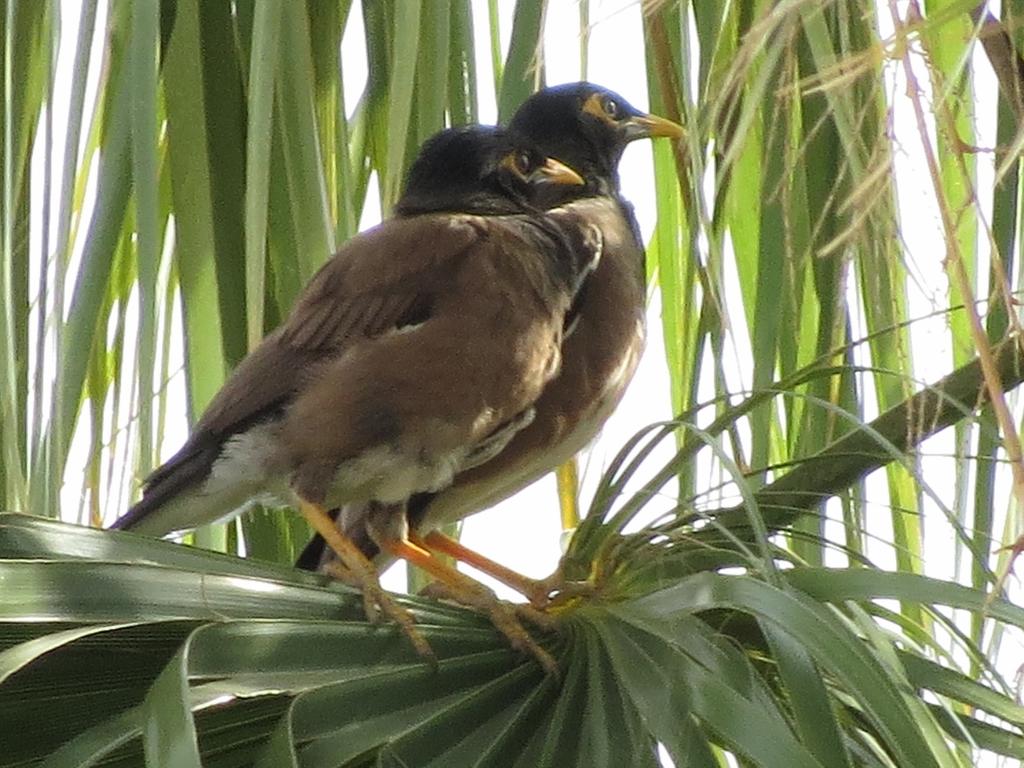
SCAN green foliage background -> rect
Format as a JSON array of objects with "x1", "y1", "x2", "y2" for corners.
[{"x1": 2, "y1": 1, "x2": 1024, "y2": 766}]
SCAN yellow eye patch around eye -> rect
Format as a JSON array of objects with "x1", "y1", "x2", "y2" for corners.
[{"x1": 582, "y1": 93, "x2": 617, "y2": 125}]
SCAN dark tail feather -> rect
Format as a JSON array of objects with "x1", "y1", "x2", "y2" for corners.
[
  {"x1": 294, "y1": 504, "x2": 383, "y2": 571},
  {"x1": 294, "y1": 493, "x2": 435, "y2": 572},
  {"x1": 294, "y1": 508, "x2": 339, "y2": 570},
  {"x1": 111, "y1": 444, "x2": 220, "y2": 531}
]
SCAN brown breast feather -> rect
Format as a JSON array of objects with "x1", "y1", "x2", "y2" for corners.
[{"x1": 411, "y1": 197, "x2": 646, "y2": 530}]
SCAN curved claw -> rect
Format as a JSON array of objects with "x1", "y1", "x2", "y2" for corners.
[
  {"x1": 323, "y1": 561, "x2": 435, "y2": 662},
  {"x1": 538, "y1": 577, "x2": 596, "y2": 611},
  {"x1": 385, "y1": 538, "x2": 560, "y2": 675},
  {"x1": 427, "y1": 578, "x2": 559, "y2": 675},
  {"x1": 487, "y1": 601, "x2": 559, "y2": 676},
  {"x1": 303, "y1": 501, "x2": 435, "y2": 663}
]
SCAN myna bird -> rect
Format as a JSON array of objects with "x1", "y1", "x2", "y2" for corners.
[
  {"x1": 299, "y1": 83, "x2": 684, "y2": 605},
  {"x1": 111, "y1": 125, "x2": 600, "y2": 671}
]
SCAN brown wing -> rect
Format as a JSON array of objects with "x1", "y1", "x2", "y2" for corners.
[
  {"x1": 193, "y1": 215, "x2": 481, "y2": 437},
  {"x1": 139, "y1": 215, "x2": 483, "y2": 493}
]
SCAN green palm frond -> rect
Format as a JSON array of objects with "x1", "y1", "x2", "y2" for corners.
[{"x1": 4, "y1": 491, "x2": 1024, "y2": 767}]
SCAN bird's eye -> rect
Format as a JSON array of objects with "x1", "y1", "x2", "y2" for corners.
[
  {"x1": 603, "y1": 96, "x2": 619, "y2": 118},
  {"x1": 514, "y1": 151, "x2": 533, "y2": 174}
]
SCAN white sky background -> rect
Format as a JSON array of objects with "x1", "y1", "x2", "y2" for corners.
[{"x1": 29, "y1": 1, "x2": 1024, "y2": 755}]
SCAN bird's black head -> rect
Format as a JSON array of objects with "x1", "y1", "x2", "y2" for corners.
[
  {"x1": 508, "y1": 82, "x2": 683, "y2": 199},
  {"x1": 395, "y1": 125, "x2": 584, "y2": 217}
]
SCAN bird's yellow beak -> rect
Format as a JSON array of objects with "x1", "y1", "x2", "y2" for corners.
[
  {"x1": 530, "y1": 157, "x2": 585, "y2": 187},
  {"x1": 623, "y1": 113, "x2": 684, "y2": 141},
  {"x1": 501, "y1": 153, "x2": 585, "y2": 187}
]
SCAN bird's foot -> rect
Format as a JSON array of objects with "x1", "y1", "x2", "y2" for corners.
[
  {"x1": 324, "y1": 560, "x2": 431, "y2": 659},
  {"x1": 385, "y1": 537, "x2": 560, "y2": 675},
  {"x1": 527, "y1": 572, "x2": 596, "y2": 611},
  {"x1": 301, "y1": 500, "x2": 434, "y2": 663},
  {"x1": 425, "y1": 577, "x2": 559, "y2": 676}
]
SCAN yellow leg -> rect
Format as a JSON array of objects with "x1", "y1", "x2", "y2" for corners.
[
  {"x1": 297, "y1": 499, "x2": 433, "y2": 662},
  {"x1": 417, "y1": 536, "x2": 548, "y2": 606},
  {"x1": 416, "y1": 531, "x2": 567, "y2": 608},
  {"x1": 383, "y1": 536, "x2": 560, "y2": 675}
]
